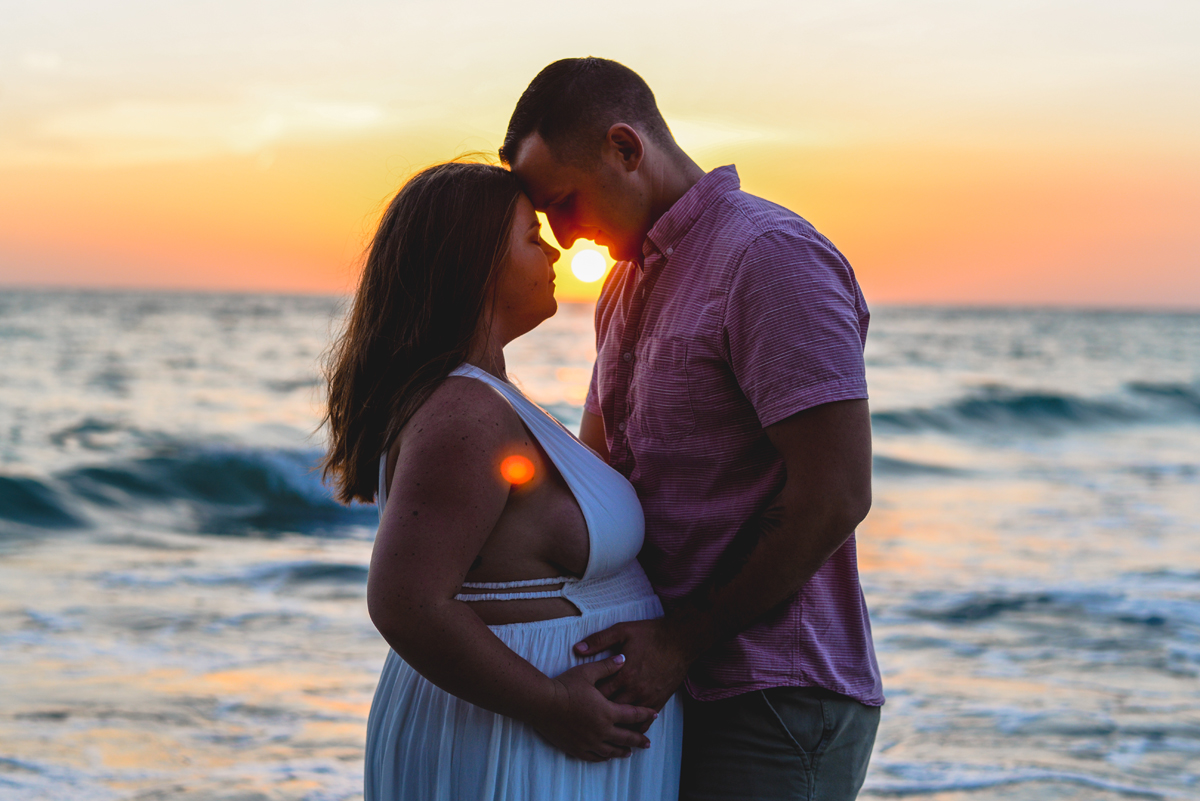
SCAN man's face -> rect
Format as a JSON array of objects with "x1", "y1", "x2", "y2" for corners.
[{"x1": 509, "y1": 133, "x2": 647, "y2": 263}]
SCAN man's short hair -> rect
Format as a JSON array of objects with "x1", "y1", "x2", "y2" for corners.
[{"x1": 500, "y1": 57, "x2": 674, "y2": 166}]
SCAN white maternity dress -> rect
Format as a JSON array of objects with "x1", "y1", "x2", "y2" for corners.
[{"x1": 364, "y1": 363, "x2": 683, "y2": 801}]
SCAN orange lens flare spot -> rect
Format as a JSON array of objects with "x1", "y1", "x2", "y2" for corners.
[{"x1": 500, "y1": 455, "x2": 535, "y2": 485}]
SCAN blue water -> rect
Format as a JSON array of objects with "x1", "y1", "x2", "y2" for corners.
[{"x1": 1, "y1": 290, "x2": 1198, "y2": 800}]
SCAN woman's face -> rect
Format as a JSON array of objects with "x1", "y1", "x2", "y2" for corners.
[{"x1": 492, "y1": 193, "x2": 561, "y2": 341}]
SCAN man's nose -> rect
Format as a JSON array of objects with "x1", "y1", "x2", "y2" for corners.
[{"x1": 547, "y1": 217, "x2": 578, "y2": 250}]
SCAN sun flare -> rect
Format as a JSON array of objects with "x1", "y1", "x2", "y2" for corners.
[{"x1": 499, "y1": 455, "x2": 535, "y2": 485}]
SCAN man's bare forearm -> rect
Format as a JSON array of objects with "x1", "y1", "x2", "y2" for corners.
[
  {"x1": 669, "y1": 497, "x2": 863, "y2": 659},
  {"x1": 670, "y1": 399, "x2": 873, "y2": 658}
]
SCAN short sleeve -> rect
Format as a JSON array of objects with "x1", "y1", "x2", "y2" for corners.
[{"x1": 723, "y1": 228, "x2": 869, "y2": 428}]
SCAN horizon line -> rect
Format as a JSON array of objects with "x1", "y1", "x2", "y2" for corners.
[{"x1": 4, "y1": 283, "x2": 1199, "y2": 314}]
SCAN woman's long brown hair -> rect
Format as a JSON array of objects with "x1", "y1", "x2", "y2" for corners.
[{"x1": 321, "y1": 162, "x2": 522, "y2": 504}]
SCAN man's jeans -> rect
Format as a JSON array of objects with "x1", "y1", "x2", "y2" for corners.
[{"x1": 678, "y1": 686, "x2": 880, "y2": 801}]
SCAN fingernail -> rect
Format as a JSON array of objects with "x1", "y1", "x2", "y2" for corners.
[
  {"x1": 577, "y1": 643, "x2": 589, "y2": 653},
  {"x1": 613, "y1": 653, "x2": 625, "y2": 664},
  {"x1": 652, "y1": 712, "x2": 659, "y2": 719}
]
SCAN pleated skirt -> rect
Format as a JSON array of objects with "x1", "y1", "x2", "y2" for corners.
[{"x1": 364, "y1": 564, "x2": 683, "y2": 801}]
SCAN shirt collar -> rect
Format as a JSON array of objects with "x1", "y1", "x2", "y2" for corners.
[{"x1": 642, "y1": 165, "x2": 740, "y2": 264}]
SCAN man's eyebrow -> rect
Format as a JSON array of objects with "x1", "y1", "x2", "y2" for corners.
[{"x1": 526, "y1": 218, "x2": 540, "y2": 230}]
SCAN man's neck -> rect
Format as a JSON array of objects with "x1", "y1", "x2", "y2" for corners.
[{"x1": 637, "y1": 150, "x2": 706, "y2": 265}]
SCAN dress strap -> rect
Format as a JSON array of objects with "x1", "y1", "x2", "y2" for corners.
[
  {"x1": 455, "y1": 576, "x2": 577, "y2": 603},
  {"x1": 455, "y1": 589, "x2": 568, "y2": 602},
  {"x1": 377, "y1": 452, "x2": 389, "y2": 514},
  {"x1": 460, "y1": 577, "x2": 577, "y2": 589}
]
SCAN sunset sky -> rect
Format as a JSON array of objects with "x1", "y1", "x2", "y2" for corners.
[{"x1": 2, "y1": 0, "x2": 1197, "y2": 306}]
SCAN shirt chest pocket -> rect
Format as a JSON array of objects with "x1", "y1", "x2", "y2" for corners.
[{"x1": 629, "y1": 337, "x2": 696, "y2": 440}]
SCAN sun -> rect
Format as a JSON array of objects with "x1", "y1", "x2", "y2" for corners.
[{"x1": 570, "y1": 249, "x2": 608, "y2": 283}]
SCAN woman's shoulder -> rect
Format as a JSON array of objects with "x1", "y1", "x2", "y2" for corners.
[
  {"x1": 400, "y1": 374, "x2": 527, "y2": 453},
  {"x1": 385, "y1": 374, "x2": 533, "y2": 495}
]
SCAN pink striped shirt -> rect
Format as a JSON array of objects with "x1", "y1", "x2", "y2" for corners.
[{"x1": 585, "y1": 166, "x2": 883, "y2": 705}]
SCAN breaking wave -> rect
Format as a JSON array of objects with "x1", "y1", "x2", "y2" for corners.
[
  {"x1": 872, "y1": 382, "x2": 1200, "y2": 434},
  {"x1": 1, "y1": 446, "x2": 376, "y2": 538}
]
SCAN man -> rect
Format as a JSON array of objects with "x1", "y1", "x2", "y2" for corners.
[{"x1": 501, "y1": 58, "x2": 883, "y2": 800}]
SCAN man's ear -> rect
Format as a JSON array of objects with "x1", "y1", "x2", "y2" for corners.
[{"x1": 604, "y1": 124, "x2": 644, "y2": 172}]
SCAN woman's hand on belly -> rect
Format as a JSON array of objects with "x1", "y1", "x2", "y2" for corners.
[{"x1": 529, "y1": 654, "x2": 658, "y2": 762}]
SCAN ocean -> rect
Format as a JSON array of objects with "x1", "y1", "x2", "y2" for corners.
[{"x1": 1, "y1": 289, "x2": 1197, "y2": 800}]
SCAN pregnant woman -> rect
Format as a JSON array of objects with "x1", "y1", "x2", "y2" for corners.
[{"x1": 321, "y1": 161, "x2": 682, "y2": 800}]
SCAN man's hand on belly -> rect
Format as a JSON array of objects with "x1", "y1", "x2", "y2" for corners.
[{"x1": 573, "y1": 615, "x2": 704, "y2": 711}]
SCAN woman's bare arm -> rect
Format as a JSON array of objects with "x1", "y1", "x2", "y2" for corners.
[
  {"x1": 367, "y1": 377, "x2": 654, "y2": 760},
  {"x1": 578, "y1": 409, "x2": 609, "y2": 462}
]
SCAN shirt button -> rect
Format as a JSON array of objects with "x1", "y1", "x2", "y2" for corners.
[
  {"x1": 622, "y1": 352, "x2": 632, "y2": 362},
  {"x1": 617, "y1": 421, "x2": 627, "y2": 432},
  {"x1": 665, "y1": 247, "x2": 673, "y2": 255}
]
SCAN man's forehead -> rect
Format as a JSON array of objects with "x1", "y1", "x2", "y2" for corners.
[{"x1": 510, "y1": 134, "x2": 573, "y2": 206}]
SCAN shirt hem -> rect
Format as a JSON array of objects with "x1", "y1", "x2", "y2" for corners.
[{"x1": 685, "y1": 677, "x2": 885, "y2": 708}]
